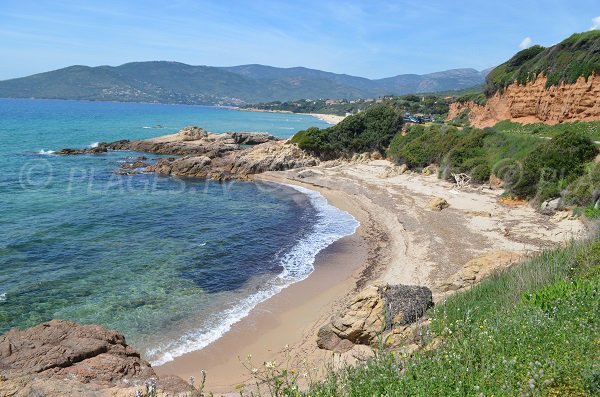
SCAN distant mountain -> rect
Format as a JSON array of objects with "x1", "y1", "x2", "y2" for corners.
[{"x1": 0, "y1": 62, "x2": 488, "y2": 105}]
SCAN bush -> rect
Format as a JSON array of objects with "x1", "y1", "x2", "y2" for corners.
[
  {"x1": 470, "y1": 163, "x2": 492, "y2": 183},
  {"x1": 565, "y1": 162, "x2": 600, "y2": 206},
  {"x1": 509, "y1": 130, "x2": 598, "y2": 201},
  {"x1": 290, "y1": 104, "x2": 403, "y2": 156},
  {"x1": 387, "y1": 125, "x2": 460, "y2": 168}
]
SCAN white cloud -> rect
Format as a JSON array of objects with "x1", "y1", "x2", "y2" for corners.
[
  {"x1": 590, "y1": 16, "x2": 600, "y2": 30},
  {"x1": 519, "y1": 36, "x2": 533, "y2": 50}
]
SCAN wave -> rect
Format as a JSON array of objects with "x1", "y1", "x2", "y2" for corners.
[
  {"x1": 88, "y1": 142, "x2": 99, "y2": 148},
  {"x1": 0, "y1": 293, "x2": 6, "y2": 303},
  {"x1": 38, "y1": 149, "x2": 56, "y2": 155},
  {"x1": 147, "y1": 184, "x2": 359, "y2": 366}
]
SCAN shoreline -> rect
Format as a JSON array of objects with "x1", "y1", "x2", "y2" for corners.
[
  {"x1": 155, "y1": 160, "x2": 585, "y2": 394},
  {"x1": 155, "y1": 179, "x2": 376, "y2": 393},
  {"x1": 235, "y1": 107, "x2": 347, "y2": 125}
]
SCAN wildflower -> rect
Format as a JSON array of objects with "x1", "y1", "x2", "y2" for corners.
[{"x1": 264, "y1": 361, "x2": 276, "y2": 369}]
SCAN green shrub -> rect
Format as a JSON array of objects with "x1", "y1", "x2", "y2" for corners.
[
  {"x1": 485, "y1": 30, "x2": 600, "y2": 96},
  {"x1": 290, "y1": 104, "x2": 403, "y2": 156},
  {"x1": 565, "y1": 162, "x2": 600, "y2": 206},
  {"x1": 509, "y1": 130, "x2": 598, "y2": 200},
  {"x1": 470, "y1": 163, "x2": 492, "y2": 183},
  {"x1": 391, "y1": 125, "x2": 460, "y2": 168}
]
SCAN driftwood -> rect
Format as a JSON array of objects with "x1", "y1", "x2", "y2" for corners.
[{"x1": 451, "y1": 172, "x2": 471, "y2": 189}]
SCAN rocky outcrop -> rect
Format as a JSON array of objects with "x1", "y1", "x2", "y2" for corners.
[
  {"x1": 147, "y1": 141, "x2": 320, "y2": 180},
  {"x1": 438, "y1": 251, "x2": 522, "y2": 292},
  {"x1": 56, "y1": 126, "x2": 281, "y2": 157},
  {"x1": 178, "y1": 126, "x2": 208, "y2": 141},
  {"x1": 317, "y1": 284, "x2": 433, "y2": 352},
  {"x1": 448, "y1": 74, "x2": 600, "y2": 128},
  {"x1": 0, "y1": 320, "x2": 193, "y2": 397},
  {"x1": 54, "y1": 126, "x2": 312, "y2": 180}
]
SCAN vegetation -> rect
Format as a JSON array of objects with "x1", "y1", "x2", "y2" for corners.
[
  {"x1": 290, "y1": 105, "x2": 403, "y2": 156},
  {"x1": 247, "y1": 92, "x2": 461, "y2": 119},
  {"x1": 387, "y1": 124, "x2": 598, "y2": 203},
  {"x1": 243, "y1": 236, "x2": 600, "y2": 396},
  {"x1": 494, "y1": 120, "x2": 600, "y2": 142},
  {"x1": 510, "y1": 131, "x2": 598, "y2": 202},
  {"x1": 486, "y1": 31, "x2": 600, "y2": 95}
]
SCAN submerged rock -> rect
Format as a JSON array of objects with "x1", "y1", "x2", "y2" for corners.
[{"x1": 317, "y1": 284, "x2": 433, "y2": 351}]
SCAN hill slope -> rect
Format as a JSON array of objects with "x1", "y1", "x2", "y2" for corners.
[
  {"x1": 449, "y1": 31, "x2": 600, "y2": 127},
  {"x1": 0, "y1": 62, "x2": 487, "y2": 105},
  {"x1": 485, "y1": 30, "x2": 600, "y2": 96}
]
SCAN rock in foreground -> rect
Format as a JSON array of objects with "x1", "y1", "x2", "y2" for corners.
[
  {"x1": 317, "y1": 284, "x2": 433, "y2": 352},
  {"x1": 0, "y1": 320, "x2": 193, "y2": 397}
]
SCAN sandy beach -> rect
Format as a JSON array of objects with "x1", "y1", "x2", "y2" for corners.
[
  {"x1": 155, "y1": 159, "x2": 585, "y2": 394},
  {"x1": 236, "y1": 107, "x2": 346, "y2": 125}
]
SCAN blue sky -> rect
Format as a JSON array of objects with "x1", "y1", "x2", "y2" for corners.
[{"x1": 0, "y1": 0, "x2": 598, "y2": 80}]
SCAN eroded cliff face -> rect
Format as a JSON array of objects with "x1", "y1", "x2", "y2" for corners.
[{"x1": 448, "y1": 74, "x2": 600, "y2": 127}]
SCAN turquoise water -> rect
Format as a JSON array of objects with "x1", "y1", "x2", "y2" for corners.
[{"x1": 0, "y1": 99, "x2": 357, "y2": 364}]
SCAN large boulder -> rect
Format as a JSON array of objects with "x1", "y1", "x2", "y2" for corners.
[
  {"x1": 0, "y1": 320, "x2": 200, "y2": 396},
  {"x1": 177, "y1": 126, "x2": 208, "y2": 141},
  {"x1": 317, "y1": 284, "x2": 433, "y2": 351},
  {"x1": 428, "y1": 197, "x2": 449, "y2": 211},
  {"x1": 0, "y1": 320, "x2": 154, "y2": 385},
  {"x1": 229, "y1": 132, "x2": 280, "y2": 145}
]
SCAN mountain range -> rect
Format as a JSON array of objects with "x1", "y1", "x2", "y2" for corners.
[{"x1": 0, "y1": 62, "x2": 489, "y2": 105}]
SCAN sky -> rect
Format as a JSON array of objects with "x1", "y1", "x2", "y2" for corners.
[{"x1": 0, "y1": 0, "x2": 599, "y2": 80}]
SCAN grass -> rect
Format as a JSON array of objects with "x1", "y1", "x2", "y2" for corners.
[
  {"x1": 243, "y1": 235, "x2": 600, "y2": 396},
  {"x1": 485, "y1": 31, "x2": 600, "y2": 96},
  {"x1": 494, "y1": 120, "x2": 600, "y2": 142}
]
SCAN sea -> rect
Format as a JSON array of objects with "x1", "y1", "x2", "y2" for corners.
[{"x1": 0, "y1": 98, "x2": 358, "y2": 365}]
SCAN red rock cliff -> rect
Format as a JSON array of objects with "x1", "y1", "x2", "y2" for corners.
[{"x1": 448, "y1": 74, "x2": 600, "y2": 128}]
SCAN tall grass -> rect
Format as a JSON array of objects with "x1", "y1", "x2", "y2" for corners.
[{"x1": 244, "y1": 235, "x2": 600, "y2": 396}]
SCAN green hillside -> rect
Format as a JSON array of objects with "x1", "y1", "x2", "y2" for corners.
[
  {"x1": 486, "y1": 30, "x2": 600, "y2": 96},
  {"x1": 0, "y1": 62, "x2": 487, "y2": 105}
]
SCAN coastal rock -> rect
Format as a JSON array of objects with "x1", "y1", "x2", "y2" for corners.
[
  {"x1": 56, "y1": 147, "x2": 108, "y2": 155},
  {"x1": 489, "y1": 173, "x2": 504, "y2": 188},
  {"x1": 379, "y1": 164, "x2": 408, "y2": 178},
  {"x1": 297, "y1": 169, "x2": 322, "y2": 179},
  {"x1": 541, "y1": 197, "x2": 562, "y2": 212},
  {"x1": 228, "y1": 141, "x2": 319, "y2": 176},
  {"x1": 317, "y1": 284, "x2": 433, "y2": 351},
  {"x1": 422, "y1": 164, "x2": 439, "y2": 176},
  {"x1": 229, "y1": 131, "x2": 280, "y2": 145},
  {"x1": 147, "y1": 155, "x2": 212, "y2": 176},
  {"x1": 177, "y1": 126, "x2": 208, "y2": 141},
  {"x1": 428, "y1": 197, "x2": 449, "y2": 211},
  {"x1": 439, "y1": 251, "x2": 522, "y2": 292},
  {"x1": 0, "y1": 320, "x2": 196, "y2": 397},
  {"x1": 0, "y1": 320, "x2": 154, "y2": 384}
]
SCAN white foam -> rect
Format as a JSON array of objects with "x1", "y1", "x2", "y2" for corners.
[
  {"x1": 88, "y1": 142, "x2": 99, "y2": 148},
  {"x1": 38, "y1": 149, "x2": 55, "y2": 155},
  {"x1": 0, "y1": 293, "x2": 6, "y2": 303},
  {"x1": 147, "y1": 184, "x2": 359, "y2": 366}
]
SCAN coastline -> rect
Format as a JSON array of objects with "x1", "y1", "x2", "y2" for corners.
[
  {"x1": 155, "y1": 159, "x2": 585, "y2": 394},
  {"x1": 235, "y1": 107, "x2": 346, "y2": 125}
]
